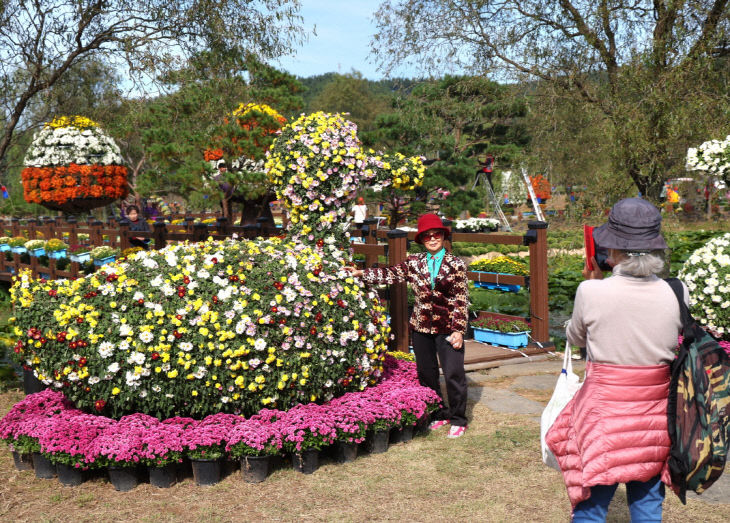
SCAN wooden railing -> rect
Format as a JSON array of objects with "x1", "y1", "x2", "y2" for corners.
[
  {"x1": 0, "y1": 216, "x2": 550, "y2": 352},
  {"x1": 351, "y1": 219, "x2": 550, "y2": 352}
]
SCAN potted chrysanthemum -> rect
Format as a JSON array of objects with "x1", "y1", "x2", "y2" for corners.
[
  {"x1": 90, "y1": 245, "x2": 118, "y2": 266},
  {"x1": 44, "y1": 238, "x2": 68, "y2": 259},
  {"x1": 24, "y1": 239, "x2": 46, "y2": 257}
]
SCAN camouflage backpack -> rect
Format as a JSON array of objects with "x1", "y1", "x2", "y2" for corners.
[{"x1": 665, "y1": 278, "x2": 730, "y2": 504}]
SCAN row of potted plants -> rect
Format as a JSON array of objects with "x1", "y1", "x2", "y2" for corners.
[
  {"x1": 1, "y1": 356, "x2": 440, "y2": 489},
  {"x1": 468, "y1": 255, "x2": 529, "y2": 293},
  {"x1": 0, "y1": 236, "x2": 118, "y2": 265}
]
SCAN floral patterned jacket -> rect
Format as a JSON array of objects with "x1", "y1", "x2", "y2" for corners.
[{"x1": 361, "y1": 252, "x2": 470, "y2": 335}]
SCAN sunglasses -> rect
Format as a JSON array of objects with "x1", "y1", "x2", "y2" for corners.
[{"x1": 421, "y1": 231, "x2": 444, "y2": 241}]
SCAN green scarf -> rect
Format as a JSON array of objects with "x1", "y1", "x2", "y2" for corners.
[{"x1": 426, "y1": 248, "x2": 446, "y2": 289}]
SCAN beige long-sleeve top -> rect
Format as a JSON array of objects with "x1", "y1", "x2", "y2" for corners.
[{"x1": 566, "y1": 267, "x2": 686, "y2": 366}]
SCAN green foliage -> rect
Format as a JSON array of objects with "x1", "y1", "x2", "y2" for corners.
[
  {"x1": 469, "y1": 286, "x2": 529, "y2": 316},
  {"x1": 360, "y1": 75, "x2": 530, "y2": 226},
  {"x1": 309, "y1": 72, "x2": 391, "y2": 135},
  {"x1": 371, "y1": 0, "x2": 730, "y2": 203}
]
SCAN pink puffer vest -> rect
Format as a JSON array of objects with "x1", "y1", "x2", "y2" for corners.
[{"x1": 545, "y1": 362, "x2": 672, "y2": 507}]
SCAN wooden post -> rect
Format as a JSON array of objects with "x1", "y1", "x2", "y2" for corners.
[
  {"x1": 363, "y1": 218, "x2": 378, "y2": 268},
  {"x1": 152, "y1": 220, "x2": 167, "y2": 251},
  {"x1": 216, "y1": 216, "x2": 230, "y2": 236},
  {"x1": 527, "y1": 221, "x2": 550, "y2": 345},
  {"x1": 119, "y1": 221, "x2": 131, "y2": 252},
  {"x1": 11, "y1": 217, "x2": 20, "y2": 237},
  {"x1": 193, "y1": 223, "x2": 208, "y2": 243},
  {"x1": 90, "y1": 220, "x2": 103, "y2": 246},
  {"x1": 257, "y1": 216, "x2": 269, "y2": 238},
  {"x1": 386, "y1": 229, "x2": 409, "y2": 352}
]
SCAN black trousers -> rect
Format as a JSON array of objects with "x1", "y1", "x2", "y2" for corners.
[{"x1": 412, "y1": 331, "x2": 468, "y2": 426}]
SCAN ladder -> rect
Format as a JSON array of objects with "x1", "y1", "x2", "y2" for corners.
[
  {"x1": 521, "y1": 167, "x2": 545, "y2": 221},
  {"x1": 472, "y1": 171, "x2": 511, "y2": 232}
]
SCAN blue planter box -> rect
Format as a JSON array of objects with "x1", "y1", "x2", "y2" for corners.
[
  {"x1": 70, "y1": 252, "x2": 91, "y2": 263},
  {"x1": 39, "y1": 273, "x2": 51, "y2": 280},
  {"x1": 29, "y1": 248, "x2": 46, "y2": 257},
  {"x1": 11, "y1": 247, "x2": 27, "y2": 254},
  {"x1": 472, "y1": 327, "x2": 529, "y2": 349},
  {"x1": 472, "y1": 271, "x2": 522, "y2": 292},
  {"x1": 48, "y1": 250, "x2": 67, "y2": 259},
  {"x1": 0, "y1": 244, "x2": 9, "y2": 252},
  {"x1": 93, "y1": 255, "x2": 116, "y2": 267}
]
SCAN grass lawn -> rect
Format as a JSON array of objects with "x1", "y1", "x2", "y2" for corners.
[{"x1": 0, "y1": 388, "x2": 726, "y2": 522}]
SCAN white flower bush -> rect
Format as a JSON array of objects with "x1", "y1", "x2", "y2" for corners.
[
  {"x1": 686, "y1": 135, "x2": 730, "y2": 178},
  {"x1": 453, "y1": 217, "x2": 500, "y2": 232},
  {"x1": 24, "y1": 118, "x2": 123, "y2": 167},
  {"x1": 678, "y1": 233, "x2": 730, "y2": 339}
]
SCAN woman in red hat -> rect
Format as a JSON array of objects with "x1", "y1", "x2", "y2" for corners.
[{"x1": 346, "y1": 213, "x2": 469, "y2": 438}]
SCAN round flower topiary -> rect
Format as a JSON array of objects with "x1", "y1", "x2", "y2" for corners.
[
  {"x1": 678, "y1": 233, "x2": 730, "y2": 339},
  {"x1": 21, "y1": 115, "x2": 128, "y2": 212}
]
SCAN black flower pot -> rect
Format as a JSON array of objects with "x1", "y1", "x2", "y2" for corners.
[
  {"x1": 416, "y1": 413, "x2": 431, "y2": 434},
  {"x1": 149, "y1": 463, "x2": 177, "y2": 488},
  {"x1": 335, "y1": 441, "x2": 358, "y2": 463},
  {"x1": 57, "y1": 463, "x2": 84, "y2": 487},
  {"x1": 368, "y1": 430, "x2": 389, "y2": 454},
  {"x1": 12, "y1": 451, "x2": 33, "y2": 471},
  {"x1": 31, "y1": 452, "x2": 56, "y2": 479},
  {"x1": 23, "y1": 368, "x2": 44, "y2": 395},
  {"x1": 191, "y1": 458, "x2": 221, "y2": 486},
  {"x1": 108, "y1": 466, "x2": 139, "y2": 491},
  {"x1": 391, "y1": 425, "x2": 414, "y2": 443},
  {"x1": 176, "y1": 458, "x2": 193, "y2": 482},
  {"x1": 292, "y1": 449, "x2": 319, "y2": 474},
  {"x1": 240, "y1": 455, "x2": 270, "y2": 483}
]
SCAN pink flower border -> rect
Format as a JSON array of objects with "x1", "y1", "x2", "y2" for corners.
[{"x1": 0, "y1": 357, "x2": 440, "y2": 465}]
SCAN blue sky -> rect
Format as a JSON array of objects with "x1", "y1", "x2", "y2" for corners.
[{"x1": 275, "y1": 1, "x2": 408, "y2": 80}]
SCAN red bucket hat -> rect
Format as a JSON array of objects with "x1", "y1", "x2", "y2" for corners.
[{"x1": 415, "y1": 213, "x2": 450, "y2": 244}]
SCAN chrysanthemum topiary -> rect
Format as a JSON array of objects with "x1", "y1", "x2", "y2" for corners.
[
  {"x1": 11, "y1": 112, "x2": 424, "y2": 420},
  {"x1": 678, "y1": 233, "x2": 730, "y2": 340},
  {"x1": 266, "y1": 111, "x2": 425, "y2": 252},
  {"x1": 21, "y1": 115, "x2": 128, "y2": 212}
]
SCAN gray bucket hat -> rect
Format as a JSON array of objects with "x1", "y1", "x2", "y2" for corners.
[{"x1": 593, "y1": 198, "x2": 668, "y2": 251}]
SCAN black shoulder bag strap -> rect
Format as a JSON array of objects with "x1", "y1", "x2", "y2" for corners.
[{"x1": 664, "y1": 277, "x2": 691, "y2": 503}]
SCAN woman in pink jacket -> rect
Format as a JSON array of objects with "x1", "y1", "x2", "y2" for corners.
[{"x1": 546, "y1": 198, "x2": 685, "y2": 522}]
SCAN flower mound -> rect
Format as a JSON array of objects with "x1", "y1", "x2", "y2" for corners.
[
  {"x1": 21, "y1": 116, "x2": 128, "y2": 208},
  {"x1": 11, "y1": 237, "x2": 390, "y2": 418},
  {"x1": 678, "y1": 233, "x2": 730, "y2": 339}
]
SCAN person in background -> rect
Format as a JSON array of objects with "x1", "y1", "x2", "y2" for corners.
[
  {"x1": 125, "y1": 205, "x2": 150, "y2": 250},
  {"x1": 345, "y1": 213, "x2": 470, "y2": 438},
  {"x1": 352, "y1": 196, "x2": 368, "y2": 242},
  {"x1": 546, "y1": 198, "x2": 685, "y2": 522}
]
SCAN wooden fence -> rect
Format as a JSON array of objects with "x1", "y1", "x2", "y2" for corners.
[{"x1": 0, "y1": 215, "x2": 551, "y2": 352}]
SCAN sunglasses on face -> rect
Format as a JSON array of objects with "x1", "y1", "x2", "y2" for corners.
[{"x1": 422, "y1": 231, "x2": 444, "y2": 241}]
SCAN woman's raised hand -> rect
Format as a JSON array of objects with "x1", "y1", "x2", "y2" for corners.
[{"x1": 343, "y1": 266, "x2": 364, "y2": 278}]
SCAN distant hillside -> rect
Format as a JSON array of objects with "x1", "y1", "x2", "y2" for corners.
[{"x1": 298, "y1": 73, "x2": 417, "y2": 110}]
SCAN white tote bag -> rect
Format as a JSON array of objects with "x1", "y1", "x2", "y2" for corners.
[{"x1": 540, "y1": 341, "x2": 583, "y2": 470}]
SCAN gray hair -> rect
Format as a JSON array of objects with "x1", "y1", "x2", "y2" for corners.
[{"x1": 615, "y1": 250, "x2": 666, "y2": 277}]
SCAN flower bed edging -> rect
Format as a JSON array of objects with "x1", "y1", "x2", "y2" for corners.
[{"x1": 1, "y1": 357, "x2": 439, "y2": 488}]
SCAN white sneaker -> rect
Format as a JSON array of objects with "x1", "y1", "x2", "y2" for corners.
[{"x1": 447, "y1": 425, "x2": 467, "y2": 438}]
